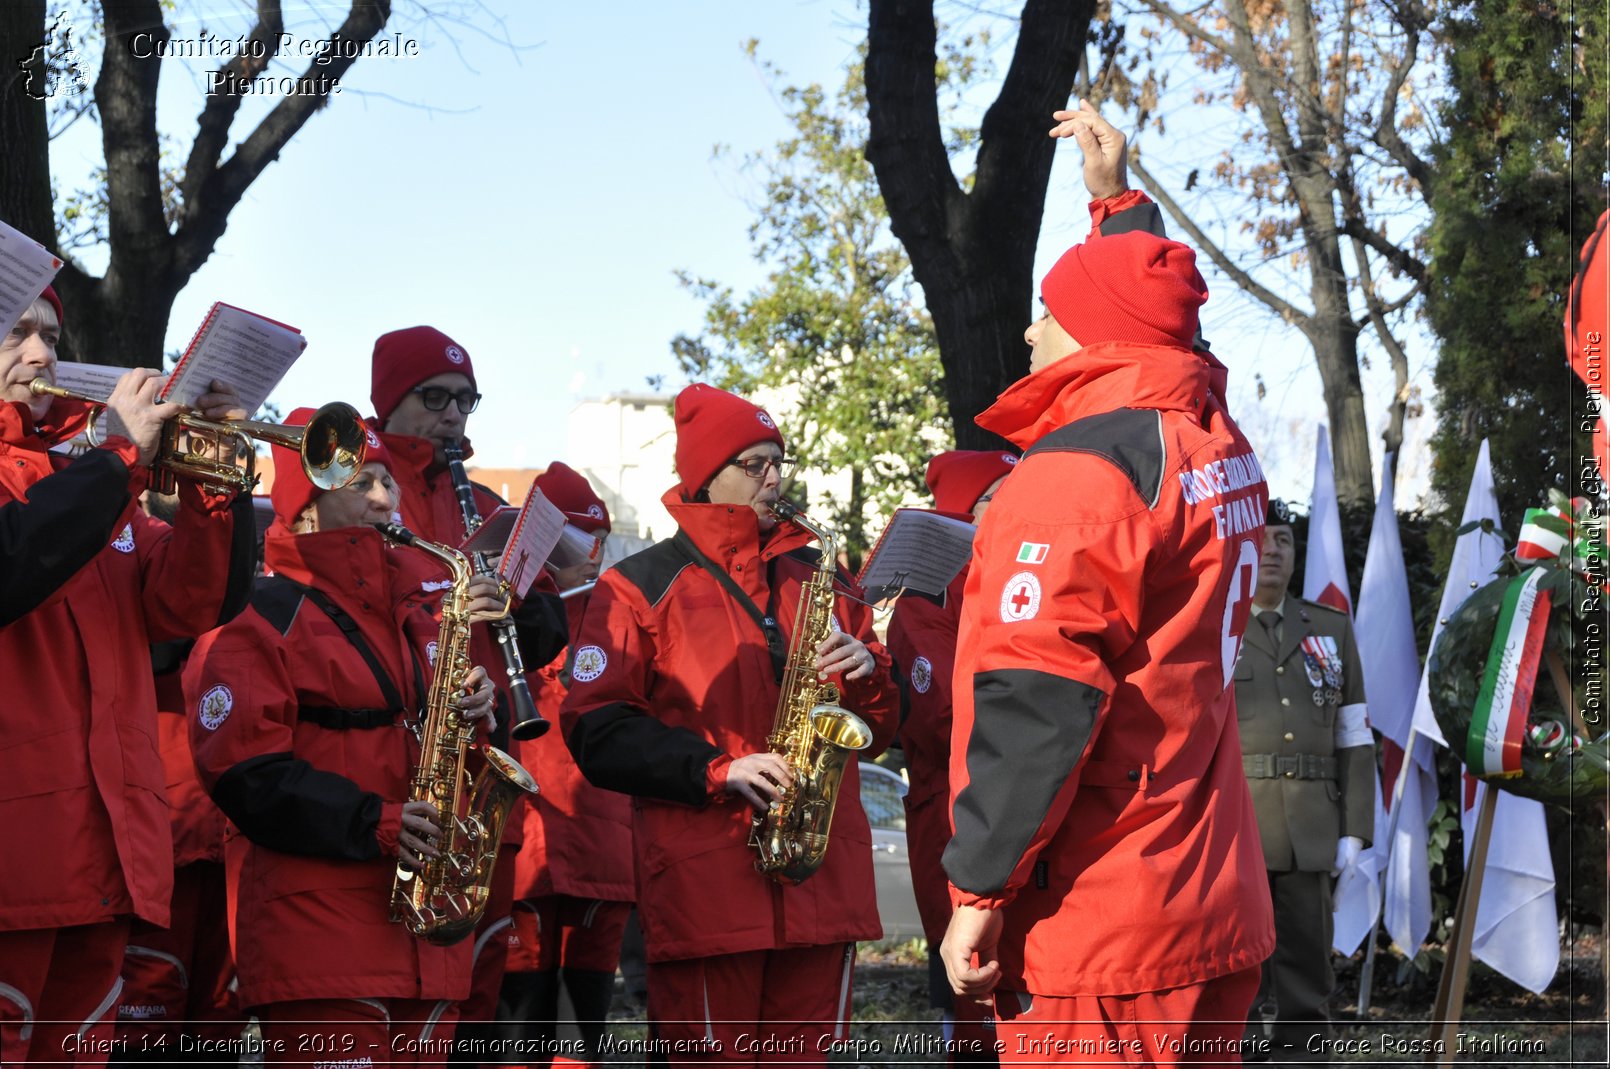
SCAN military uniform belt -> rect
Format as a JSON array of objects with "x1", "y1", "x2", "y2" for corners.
[{"x1": 1242, "y1": 753, "x2": 1337, "y2": 780}]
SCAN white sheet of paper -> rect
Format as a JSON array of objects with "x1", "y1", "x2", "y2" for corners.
[
  {"x1": 463, "y1": 492, "x2": 567, "y2": 599},
  {"x1": 51, "y1": 361, "x2": 126, "y2": 444},
  {"x1": 857, "y1": 508, "x2": 976, "y2": 599},
  {"x1": 161, "y1": 302, "x2": 306, "y2": 415},
  {"x1": 548, "y1": 523, "x2": 603, "y2": 569},
  {"x1": 0, "y1": 218, "x2": 62, "y2": 337}
]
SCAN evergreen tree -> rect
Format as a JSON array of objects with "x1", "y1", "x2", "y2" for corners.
[{"x1": 1425, "y1": 0, "x2": 1608, "y2": 547}]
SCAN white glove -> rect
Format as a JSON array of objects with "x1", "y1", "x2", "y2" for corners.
[{"x1": 1331, "y1": 835, "x2": 1364, "y2": 878}]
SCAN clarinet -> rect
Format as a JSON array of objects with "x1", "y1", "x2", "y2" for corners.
[{"x1": 443, "y1": 442, "x2": 550, "y2": 740}]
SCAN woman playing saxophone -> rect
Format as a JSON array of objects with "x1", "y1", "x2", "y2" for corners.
[
  {"x1": 185, "y1": 410, "x2": 496, "y2": 1064},
  {"x1": 561, "y1": 384, "x2": 898, "y2": 1066}
]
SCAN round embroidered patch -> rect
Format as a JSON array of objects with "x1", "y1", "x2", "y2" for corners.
[
  {"x1": 111, "y1": 524, "x2": 135, "y2": 554},
  {"x1": 587, "y1": 503, "x2": 605, "y2": 520},
  {"x1": 1002, "y1": 453, "x2": 1018, "y2": 465},
  {"x1": 425, "y1": 641, "x2": 439, "y2": 666},
  {"x1": 198, "y1": 684, "x2": 233, "y2": 731},
  {"x1": 365, "y1": 427, "x2": 381, "y2": 449},
  {"x1": 756, "y1": 410, "x2": 776, "y2": 430},
  {"x1": 911, "y1": 656, "x2": 933, "y2": 694},
  {"x1": 1000, "y1": 571, "x2": 1043, "y2": 623},
  {"x1": 572, "y1": 645, "x2": 608, "y2": 682},
  {"x1": 445, "y1": 344, "x2": 466, "y2": 365}
]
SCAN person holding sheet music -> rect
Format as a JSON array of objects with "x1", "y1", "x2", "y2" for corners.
[
  {"x1": 368, "y1": 324, "x2": 569, "y2": 1058},
  {"x1": 184, "y1": 413, "x2": 498, "y2": 1064},
  {"x1": 937, "y1": 102, "x2": 1273, "y2": 1063},
  {"x1": 0, "y1": 286, "x2": 258, "y2": 1067},
  {"x1": 560, "y1": 383, "x2": 898, "y2": 1064},
  {"x1": 885, "y1": 449, "x2": 1016, "y2": 1065},
  {"x1": 500, "y1": 462, "x2": 633, "y2": 1067}
]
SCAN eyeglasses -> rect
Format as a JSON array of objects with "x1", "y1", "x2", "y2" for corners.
[
  {"x1": 726, "y1": 455, "x2": 797, "y2": 480},
  {"x1": 410, "y1": 386, "x2": 482, "y2": 414}
]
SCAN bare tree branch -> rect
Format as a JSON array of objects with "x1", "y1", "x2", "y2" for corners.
[
  {"x1": 98, "y1": 0, "x2": 170, "y2": 280},
  {"x1": 1348, "y1": 232, "x2": 1412, "y2": 456},
  {"x1": 1371, "y1": 2, "x2": 1436, "y2": 201},
  {"x1": 1130, "y1": 0, "x2": 1237, "y2": 61},
  {"x1": 1131, "y1": 152, "x2": 1310, "y2": 329},
  {"x1": 178, "y1": 0, "x2": 285, "y2": 213},
  {"x1": 172, "y1": 0, "x2": 394, "y2": 279}
]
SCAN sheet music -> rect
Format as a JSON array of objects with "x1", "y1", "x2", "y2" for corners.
[
  {"x1": 548, "y1": 524, "x2": 603, "y2": 570},
  {"x1": 0, "y1": 218, "x2": 62, "y2": 337},
  {"x1": 462, "y1": 492, "x2": 567, "y2": 599},
  {"x1": 858, "y1": 508, "x2": 976, "y2": 599},
  {"x1": 161, "y1": 303, "x2": 306, "y2": 415},
  {"x1": 51, "y1": 362, "x2": 126, "y2": 444}
]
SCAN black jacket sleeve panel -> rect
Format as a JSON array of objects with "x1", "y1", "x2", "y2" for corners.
[
  {"x1": 943, "y1": 668, "x2": 1106, "y2": 896},
  {"x1": 210, "y1": 751, "x2": 384, "y2": 861},
  {"x1": 213, "y1": 492, "x2": 260, "y2": 628},
  {"x1": 0, "y1": 448, "x2": 133, "y2": 627},
  {"x1": 567, "y1": 701, "x2": 722, "y2": 806},
  {"x1": 513, "y1": 589, "x2": 569, "y2": 669},
  {"x1": 1096, "y1": 199, "x2": 1168, "y2": 238},
  {"x1": 1094, "y1": 198, "x2": 1212, "y2": 352}
]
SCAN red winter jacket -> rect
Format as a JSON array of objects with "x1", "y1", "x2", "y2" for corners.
[
  {"x1": 186, "y1": 526, "x2": 471, "y2": 1007},
  {"x1": 945, "y1": 342, "x2": 1275, "y2": 996},
  {"x1": 885, "y1": 567, "x2": 967, "y2": 943},
  {"x1": 152, "y1": 645, "x2": 227, "y2": 867},
  {"x1": 513, "y1": 597, "x2": 634, "y2": 904},
  {"x1": 0, "y1": 399, "x2": 252, "y2": 931},
  {"x1": 560, "y1": 492, "x2": 899, "y2": 962}
]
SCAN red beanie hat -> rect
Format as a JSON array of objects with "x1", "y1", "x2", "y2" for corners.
[
  {"x1": 270, "y1": 407, "x2": 394, "y2": 527},
  {"x1": 535, "y1": 461, "x2": 611, "y2": 534},
  {"x1": 369, "y1": 326, "x2": 477, "y2": 423},
  {"x1": 925, "y1": 450, "x2": 1019, "y2": 514},
  {"x1": 1040, "y1": 231, "x2": 1207, "y2": 350},
  {"x1": 673, "y1": 383, "x2": 785, "y2": 497},
  {"x1": 39, "y1": 285, "x2": 63, "y2": 326}
]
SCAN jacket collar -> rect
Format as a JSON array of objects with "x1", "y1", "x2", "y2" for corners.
[
  {"x1": 976, "y1": 341, "x2": 1215, "y2": 450},
  {"x1": 0, "y1": 396, "x2": 96, "y2": 451},
  {"x1": 660, "y1": 487, "x2": 816, "y2": 567},
  {"x1": 263, "y1": 524, "x2": 406, "y2": 617},
  {"x1": 365, "y1": 420, "x2": 477, "y2": 486}
]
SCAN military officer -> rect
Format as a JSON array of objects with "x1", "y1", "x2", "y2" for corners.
[{"x1": 1233, "y1": 499, "x2": 1374, "y2": 1062}]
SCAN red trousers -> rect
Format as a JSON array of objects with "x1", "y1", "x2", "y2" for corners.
[
  {"x1": 256, "y1": 997, "x2": 460, "y2": 1068},
  {"x1": 0, "y1": 919, "x2": 131, "y2": 1066},
  {"x1": 992, "y1": 965, "x2": 1262, "y2": 1067},
  {"x1": 506, "y1": 896, "x2": 630, "y2": 974},
  {"x1": 114, "y1": 861, "x2": 237, "y2": 1050},
  {"x1": 456, "y1": 846, "x2": 517, "y2": 1030},
  {"x1": 645, "y1": 943, "x2": 855, "y2": 1066}
]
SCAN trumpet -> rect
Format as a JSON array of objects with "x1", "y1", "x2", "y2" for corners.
[{"x1": 29, "y1": 379, "x2": 367, "y2": 496}]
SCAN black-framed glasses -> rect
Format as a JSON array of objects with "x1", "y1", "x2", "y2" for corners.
[
  {"x1": 727, "y1": 455, "x2": 797, "y2": 480},
  {"x1": 410, "y1": 385, "x2": 482, "y2": 414}
]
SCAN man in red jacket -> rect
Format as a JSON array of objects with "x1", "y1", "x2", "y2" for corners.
[
  {"x1": 369, "y1": 326, "x2": 570, "y2": 1057},
  {"x1": 940, "y1": 104, "x2": 1274, "y2": 1064},
  {"x1": 561, "y1": 384, "x2": 899, "y2": 1065},
  {"x1": 0, "y1": 287, "x2": 256, "y2": 1067},
  {"x1": 886, "y1": 449, "x2": 1016, "y2": 1064}
]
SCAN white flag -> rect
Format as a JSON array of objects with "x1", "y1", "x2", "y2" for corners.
[
  {"x1": 1350, "y1": 452, "x2": 1434, "y2": 954},
  {"x1": 1462, "y1": 777, "x2": 1559, "y2": 993},
  {"x1": 1409, "y1": 441, "x2": 1505, "y2": 748},
  {"x1": 1302, "y1": 426, "x2": 1353, "y2": 612},
  {"x1": 1301, "y1": 427, "x2": 1378, "y2": 950}
]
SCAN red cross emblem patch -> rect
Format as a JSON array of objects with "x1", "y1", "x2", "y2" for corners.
[{"x1": 1000, "y1": 571, "x2": 1042, "y2": 623}]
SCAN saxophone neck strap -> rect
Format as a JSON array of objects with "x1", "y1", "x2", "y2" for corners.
[
  {"x1": 291, "y1": 582, "x2": 426, "y2": 718},
  {"x1": 672, "y1": 529, "x2": 787, "y2": 684}
]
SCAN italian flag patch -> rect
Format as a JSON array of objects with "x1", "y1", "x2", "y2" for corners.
[{"x1": 1016, "y1": 542, "x2": 1049, "y2": 564}]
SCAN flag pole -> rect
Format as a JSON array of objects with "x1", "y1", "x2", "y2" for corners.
[
  {"x1": 1356, "y1": 727, "x2": 1422, "y2": 1016},
  {"x1": 1425, "y1": 780, "x2": 1499, "y2": 1066}
]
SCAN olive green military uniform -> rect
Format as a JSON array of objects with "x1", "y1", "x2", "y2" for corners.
[{"x1": 1233, "y1": 594, "x2": 1374, "y2": 1060}]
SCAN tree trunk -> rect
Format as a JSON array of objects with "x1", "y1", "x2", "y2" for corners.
[
  {"x1": 0, "y1": 1, "x2": 59, "y2": 276},
  {"x1": 865, "y1": 0, "x2": 1092, "y2": 449}
]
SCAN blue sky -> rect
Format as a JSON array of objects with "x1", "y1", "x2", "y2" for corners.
[{"x1": 45, "y1": 1, "x2": 1435, "y2": 507}]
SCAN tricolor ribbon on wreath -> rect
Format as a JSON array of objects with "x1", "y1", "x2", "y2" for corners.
[{"x1": 1465, "y1": 497, "x2": 1603, "y2": 776}]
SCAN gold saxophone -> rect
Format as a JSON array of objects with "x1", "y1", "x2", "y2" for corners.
[
  {"x1": 749, "y1": 500, "x2": 873, "y2": 885},
  {"x1": 377, "y1": 522, "x2": 539, "y2": 945}
]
